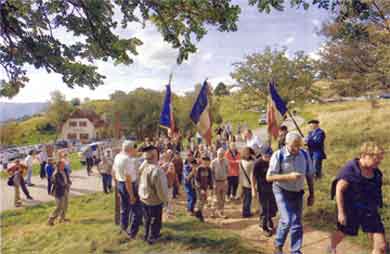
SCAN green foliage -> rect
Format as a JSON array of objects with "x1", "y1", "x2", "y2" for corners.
[
  {"x1": 46, "y1": 90, "x2": 74, "y2": 129},
  {"x1": 318, "y1": 1, "x2": 390, "y2": 95},
  {"x1": 1, "y1": 193, "x2": 261, "y2": 254},
  {"x1": 0, "y1": 116, "x2": 56, "y2": 146},
  {"x1": 0, "y1": 0, "x2": 240, "y2": 98},
  {"x1": 231, "y1": 47, "x2": 317, "y2": 105},
  {"x1": 214, "y1": 82, "x2": 230, "y2": 96}
]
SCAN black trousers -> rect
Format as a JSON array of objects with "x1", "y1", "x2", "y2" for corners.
[
  {"x1": 40, "y1": 162, "x2": 47, "y2": 179},
  {"x1": 242, "y1": 187, "x2": 252, "y2": 217},
  {"x1": 258, "y1": 190, "x2": 277, "y2": 229},
  {"x1": 86, "y1": 158, "x2": 93, "y2": 174},
  {"x1": 20, "y1": 177, "x2": 31, "y2": 198},
  {"x1": 142, "y1": 203, "x2": 163, "y2": 242},
  {"x1": 227, "y1": 176, "x2": 239, "y2": 197}
]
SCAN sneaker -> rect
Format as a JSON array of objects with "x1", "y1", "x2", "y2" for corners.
[
  {"x1": 261, "y1": 228, "x2": 272, "y2": 237},
  {"x1": 47, "y1": 220, "x2": 54, "y2": 226},
  {"x1": 27, "y1": 196, "x2": 33, "y2": 200},
  {"x1": 28, "y1": 183, "x2": 35, "y2": 187}
]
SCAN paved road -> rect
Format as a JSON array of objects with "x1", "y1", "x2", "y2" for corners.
[{"x1": 1, "y1": 168, "x2": 102, "y2": 212}]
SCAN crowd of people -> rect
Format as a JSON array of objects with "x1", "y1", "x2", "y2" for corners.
[{"x1": 5, "y1": 119, "x2": 387, "y2": 254}]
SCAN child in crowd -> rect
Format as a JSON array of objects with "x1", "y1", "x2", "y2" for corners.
[{"x1": 194, "y1": 156, "x2": 213, "y2": 222}]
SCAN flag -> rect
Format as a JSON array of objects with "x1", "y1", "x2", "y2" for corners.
[
  {"x1": 160, "y1": 83, "x2": 177, "y2": 137},
  {"x1": 267, "y1": 81, "x2": 288, "y2": 139},
  {"x1": 190, "y1": 81, "x2": 212, "y2": 145}
]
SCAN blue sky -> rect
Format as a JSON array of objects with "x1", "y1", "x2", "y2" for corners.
[{"x1": 1, "y1": 1, "x2": 331, "y2": 103}]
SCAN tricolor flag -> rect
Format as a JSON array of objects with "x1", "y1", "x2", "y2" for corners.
[
  {"x1": 267, "y1": 81, "x2": 288, "y2": 139},
  {"x1": 190, "y1": 81, "x2": 212, "y2": 145},
  {"x1": 160, "y1": 83, "x2": 177, "y2": 137}
]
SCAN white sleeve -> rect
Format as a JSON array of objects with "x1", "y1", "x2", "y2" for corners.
[
  {"x1": 125, "y1": 158, "x2": 133, "y2": 176},
  {"x1": 267, "y1": 150, "x2": 281, "y2": 176}
]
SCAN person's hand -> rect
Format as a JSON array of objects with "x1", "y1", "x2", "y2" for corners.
[
  {"x1": 307, "y1": 194, "x2": 314, "y2": 207},
  {"x1": 251, "y1": 188, "x2": 256, "y2": 197},
  {"x1": 338, "y1": 212, "x2": 347, "y2": 226},
  {"x1": 287, "y1": 172, "x2": 303, "y2": 181},
  {"x1": 129, "y1": 195, "x2": 136, "y2": 205}
]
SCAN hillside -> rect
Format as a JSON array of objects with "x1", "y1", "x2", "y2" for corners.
[
  {"x1": 0, "y1": 102, "x2": 49, "y2": 122},
  {"x1": 300, "y1": 100, "x2": 390, "y2": 247}
]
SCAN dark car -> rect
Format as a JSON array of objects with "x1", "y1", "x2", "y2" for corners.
[
  {"x1": 379, "y1": 93, "x2": 390, "y2": 99},
  {"x1": 55, "y1": 140, "x2": 69, "y2": 149}
]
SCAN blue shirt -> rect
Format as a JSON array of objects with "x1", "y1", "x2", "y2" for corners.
[
  {"x1": 267, "y1": 147, "x2": 314, "y2": 192},
  {"x1": 335, "y1": 159, "x2": 383, "y2": 211},
  {"x1": 45, "y1": 164, "x2": 55, "y2": 178},
  {"x1": 183, "y1": 163, "x2": 193, "y2": 186},
  {"x1": 306, "y1": 128, "x2": 326, "y2": 160}
]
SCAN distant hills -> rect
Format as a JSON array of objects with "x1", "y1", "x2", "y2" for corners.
[{"x1": 0, "y1": 102, "x2": 49, "y2": 123}]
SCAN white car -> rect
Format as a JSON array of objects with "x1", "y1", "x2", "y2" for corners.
[{"x1": 258, "y1": 114, "x2": 267, "y2": 125}]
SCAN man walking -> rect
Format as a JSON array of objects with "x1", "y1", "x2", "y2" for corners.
[
  {"x1": 48, "y1": 160, "x2": 71, "y2": 225},
  {"x1": 306, "y1": 120, "x2": 326, "y2": 179},
  {"x1": 267, "y1": 132, "x2": 315, "y2": 254},
  {"x1": 138, "y1": 145, "x2": 169, "y2": 244},
  {"x1": 210, "y1": 148, "x2": 229, "y2": 218},
  {"x1": 39, "y1": 145, "x2": 48, "y2": 179},
  {"x1": 113, "y1": 141, "x2": 142, "y2": 239}
]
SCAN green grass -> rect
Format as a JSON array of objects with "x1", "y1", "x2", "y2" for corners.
[
  {"x1": 1, "y1": 193, "x2": 261, "y2": 254},
  {"x1": 301, "y1": 100, "x2": 390, "y2": 248}
]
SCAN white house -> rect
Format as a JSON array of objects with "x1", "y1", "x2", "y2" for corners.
[{"x1": 61, "y1": 109, "x2": 107, "y2": 143}]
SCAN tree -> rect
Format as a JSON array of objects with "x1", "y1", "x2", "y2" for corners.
[
  {"x1": 70, "y1": 98, "x2": 81, "y2": 107},
  {"x1": 0, "y1": 0, "x2": 241, "y2": 98},
  {"x1": 231, "y1": 47, "x2": 318, "y2": 105},
  {"x1": 46, "y1": 90, "x2": 74, "y2": 129},
  {"x1": 214, "y1": 82, "x2": 230, "y2": 96},
  {"x1": 317, "y1": 0, "x2": 390, "y2": 96}
]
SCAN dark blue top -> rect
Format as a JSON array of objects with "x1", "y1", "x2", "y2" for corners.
[
  {"x1": 335, "y1": 159, "x2": 383, "y2": 212},
  {"x1": 183, "y1": 163, "x2": 193, "y2": 186},
  {"x1": 306, "y1": 128, "x2": 326, "y2": 160},
  {"x1": 45, "y1": 164, "x2": 55, "y2": 178}
]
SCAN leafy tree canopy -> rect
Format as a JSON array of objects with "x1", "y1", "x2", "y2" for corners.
[{"x1": 231, "y1": 47, "x2": 318, "y2": 105}]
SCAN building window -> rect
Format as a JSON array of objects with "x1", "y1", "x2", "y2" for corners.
[
  {"x1": 67, "y1": 133, "x2": 77, "y2": 140},
  {"x1": 80, "y1": 133, "x2": 89, "y2": 140},
  {"x1": 79, "y1": 121, "x2": 87, "y2": 127},
  {"x1": 69, "y1": 121, "x2": 77, "y2": 127}
]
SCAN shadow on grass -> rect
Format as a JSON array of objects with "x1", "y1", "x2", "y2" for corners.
[
  {"x1": 78, "y1": 217, "x2": 113, "y2": 225},
  {"x1": 304, "y1": 207, "x2": 336, "y2": 231}
]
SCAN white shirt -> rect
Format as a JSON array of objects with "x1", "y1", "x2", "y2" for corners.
[
  {"x1": 246, "y1": 135, "x2": 262, "y2": 154},
  {"x1": 25, "y1": 155, "x2": 34, "y2": 170},
  {"x1": 113, "y1": 153, "x2": 137, "y2": 182},
  {"x1": 39, "y1": 150, "x2": 48, "y2": 162}
]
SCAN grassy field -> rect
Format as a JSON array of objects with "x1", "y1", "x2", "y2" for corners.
[
  {"x1": 300, "y1": 100, "x2": 390, "y2": 248},
  {"x1": 1, "y1": 193, "x2": 261, "y2": 254}
]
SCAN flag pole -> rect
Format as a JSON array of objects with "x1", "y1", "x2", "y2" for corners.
[{"x1": 286, "y1": 110, "x2": 304, "y2": 138}]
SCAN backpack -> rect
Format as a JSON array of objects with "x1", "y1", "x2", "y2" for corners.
[{"x1": 278, "y1": 149, "x2": 310, "y2": 175}]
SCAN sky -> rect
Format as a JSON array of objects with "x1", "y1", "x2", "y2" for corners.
[{"x1": 0, "y1": 1, "x2": 332, "y2": 103}]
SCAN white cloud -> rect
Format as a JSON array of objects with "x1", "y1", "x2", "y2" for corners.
[
  {"x1": 312, "y1": 19, "x2": 321, "y2": 27},
  {"x1": 201, "y1": 52, "x2": 213, "y2": 62},
  {"x1": 284, "y1": 36, "x2": 295, "y2": 45}
]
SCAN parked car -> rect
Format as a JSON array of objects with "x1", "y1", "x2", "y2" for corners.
[
  {"x1": 55, "y1": 140, "x2": 69, "y2": 149},
  {"x1": 258, "y1": 114, "x2": 267, "y2": 125},
  {"x1": 378, "y1": 93, "x2": 390, "y2": 99}
]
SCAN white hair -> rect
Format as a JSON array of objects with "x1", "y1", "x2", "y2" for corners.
[
  {"x1": 122, "y1": 140, "x2": 135, "y2": 152},
  {"x1": 285, "y1": 132, "x2": 302, "y2": 145},
  {"x1": 217, "y1": 148, "x2": 225, "y2": 155}
]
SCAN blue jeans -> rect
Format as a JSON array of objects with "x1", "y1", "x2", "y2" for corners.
[
  {"x1": 101, "y1": 173, "x2": 112, "y2": 193},
  {"x1": 184, "y1": 182, "x2": 197, "y2": 212},
  {"x1": 142, "y1": 203, "x2": 163, "y2": 242},
  {"x1": 25, "y1": 168, "x2": 33, "y2": 185},
  {"x1": 273, "y1": 185, "x2": 304, "y2": 254},
  {"x1": 242, "y1": 187, "x2": 252, "y2": 217},
  {"x1": 313, "y1": 159, "x2": 323, "y2": 178},
  {"x1": 118, "y1": 182, "x2": 142, "y2": 237}
]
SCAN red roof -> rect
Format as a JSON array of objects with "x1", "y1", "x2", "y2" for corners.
[{"x1": 67, "y1": 109, "x2": 107, "y2": 128}]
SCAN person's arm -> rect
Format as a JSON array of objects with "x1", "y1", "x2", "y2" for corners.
[
  {"x1": 251, "y1": 168, "x2": 257, "y2": 196},
  {"x1": 336, "y1": 179, "x2": 349, "y2": 225},
  {"x1": 266, "y1": 152, "x2": 303, "y2": 182},
  {"x1": 155, "y1": 170, "x2": 169, "y2": 204}
]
